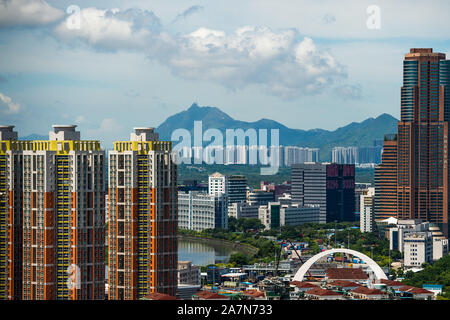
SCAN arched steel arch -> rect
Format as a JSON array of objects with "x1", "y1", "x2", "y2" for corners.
[{"x1": 292, "y1": 248, "x2": 388, "y2": 282}]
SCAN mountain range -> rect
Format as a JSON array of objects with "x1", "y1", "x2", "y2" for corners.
[
  {"x1": 156, "y1": 103, "x2": 398, "y2": 161},
  {"x1": 20, "y1": 103, "x2": 398, "y2": 161}
]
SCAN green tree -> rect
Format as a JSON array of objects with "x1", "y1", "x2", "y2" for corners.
[{"x1": 229, "y1": 252, "x2": 250, "y2": 266}]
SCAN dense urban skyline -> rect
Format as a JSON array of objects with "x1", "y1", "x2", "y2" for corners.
[{"x1": 1, "y1": 0, "x2": 449, "y2": 304}]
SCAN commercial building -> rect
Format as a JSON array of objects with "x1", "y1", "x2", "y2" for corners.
[
  {"x1": 291, "y1": 163, "x2": 355, "y2": 223},
  {"x1": 388, "y1": 219, "x2": 448, "y2": 262},
  {"x1": 0, "y1": 126, "x2": 23, "y2": 300},
  {"x1": 374, "y1": 134, "x2": 398, "y2": 220},
  {"x1": 22, "y1": 125, "x2": 105, "y2": 300},
  {"x1": 247, "y1": 190, "x2": 275, "y2": 206},
  {"x1": 178, "y1": 191, "x2": 228, "y2": 231},
  {"x1": 208, "y1": 172, "x2": 227, "y2": 197},
  {"x1": 227, "y1": 175, "x2": 247, "y2": 205},
  {"x1": 228, "y1": 202, "x2": 259, "y2": 220},
  {"x1": 258, "y1": 202, "x2": 322, "y2": 230},
  {"x1": 280, "y1": 204, "x2": 322, "y2": 227},
  {"x1": 260, "y1": 181, "x2": 291, "y2": 200},
  {"x1": 108, "y1": 127, "x2": 177, "y2": 299},
  {"x1": 360, "y1": 187, "x2": 375, "y2": 233},
  {"x1": 389, "y1": 219, "x2": 430, "y2": 252},
  {"x1": 377, "y1": 49, "x2": 450, "y2": 236},
  {"x1": 403, "y1": 232, "x2": 434, "y2": 268}
]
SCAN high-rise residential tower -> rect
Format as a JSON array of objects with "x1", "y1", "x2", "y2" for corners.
[
  {"x1": 0, "y1": 126, "x2": 24, "y2": 300},
  {"x1": 22, "y1": 125, "x2": 105, "y2": 300},
  {"x1": 396, "y1": 48, "x2": 450, "y2": 236},
  {"x1": 108, "y1": 128, "x2": 177, "y2": 299}
]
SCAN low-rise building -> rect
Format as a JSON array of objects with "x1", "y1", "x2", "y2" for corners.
[
  {"x1": 403, "y1": 232, "x2": 433, "y2": 268},
  {"x1": 304, "y1": 288, "x2": 343, "y2": 300},
  {"x1": 290, "y1": 281, "x2": 319, "y2": 292},
  {"x1": 398, "y1": 286, "x2": 434, "y2": 300},
  {"x1": 142, "y1": 292, "x2": 179, "y2": 300},
  {"x1": 178, "y1": 261, "x2": 201, "y2": 285},
  {"x1": 192, "y1": 291, "x2": 230, "y2": 300},
  {"x1": 242, "y1": 290, "x2": 266, "y2": 300},
  {"x1": 325, "y1": 268, "x2": 369, "y2": 284},
  {"x1": 228, "y1": 202, "x2": 259, "y2": 220},
  {"x1": 327, "y1": 280, "x2": 361, "y2": 291},
  {"x1": 248, "y1": 190, "x2": 275, "y2": 206},
  {"x1": 432, "y1": 237, "x2": 449, "y2": 261},
  {"x1": 350, "y1": 287, "x2": 387, "y2": 300},
  {"x1": 258, "y1": 202, "x2": 322, "y2": 230},
  {"x1": 379, "y1": 279, "x2": 404, "y2": 291}
]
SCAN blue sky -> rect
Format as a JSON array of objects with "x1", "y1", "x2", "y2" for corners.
[{"x1": 0, "y1": 0, "x2": 449, "y2": 146}]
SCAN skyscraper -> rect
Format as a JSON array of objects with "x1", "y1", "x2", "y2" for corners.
[
  {"x1": 227, "y1": 175, "x2": 247, "y2": 205},
  {"x1": 396, "y1": 48, "x2": 450, "y2": 236},
  {"x1": 108, "y1": 128, "x2": 177, "y2": 299},
  {"x1": 374, "y1": 134, "x2": 398, "y2": 220},
  {"x1": 0, "y1": 126, "x2": 24, "y2": 300},
  {"x1": 291, "y1": 163, "x2": 355, "y2": 223},
  {"x1": 22, "y1": 125, "x2": 105, "y2": 300}
]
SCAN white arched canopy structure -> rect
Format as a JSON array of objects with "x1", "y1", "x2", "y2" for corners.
[{"x1": 293, "y1": 248, "x2": 388, "y2": 282}]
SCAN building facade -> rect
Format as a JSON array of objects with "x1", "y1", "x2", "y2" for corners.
[
  {"x1": 108, "y1": 128, "x2": 177, "y2": 299},
  {"x1": 227, "y1": 175, "x2": 247, "y2": 205},
  {"x1": 291, "y1": 163, "x2": 355, "y2": 223},
  {"x1": 360, "y1": 187, "x2": 375, "y2": 233},
  {"x1": 396, "y1": 49, "x2": 450, "y2": 236},
  {"x1": 178, "y1": 191, "x2": 228, "y2": 231},
  {"x1": 374, "y1": 134, "x2": 398, "y2": 220},
  {"x1": 22, "y1": 125, "x2": 105, "y2": 300},
  {"x1": 0, "y1": 126, "x2": 23, "y2": 300}
]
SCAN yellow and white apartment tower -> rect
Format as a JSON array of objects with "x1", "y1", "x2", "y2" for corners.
[
  {"x1": 22, "y1": 125, "x2": 105, "y2": 300},
  {"x1": 108, "y1": 128, "x2": 178, "y2": 299},
  {"x1": 0, "y1": 126, "x2": 24, "y2": 300}
]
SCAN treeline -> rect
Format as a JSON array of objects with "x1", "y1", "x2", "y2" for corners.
[{"x1": 402, "y1": 255, "x2": 450, "y2": 300}]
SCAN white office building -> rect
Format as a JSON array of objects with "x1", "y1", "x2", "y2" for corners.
[
  {"x1": 360, "y1": 187, "x2": 375, "y2": 233},
  {"x1": 178, "y1": 191, "x2": 228, "y2": 231}
]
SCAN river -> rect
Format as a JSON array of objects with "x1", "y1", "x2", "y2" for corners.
[{"x1": 178, "y1": 238, "x2": 239, "y2": 266}]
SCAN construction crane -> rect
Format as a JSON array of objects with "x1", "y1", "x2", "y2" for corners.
[{"x1": 274, "y1": 240, "x2": 314, "y2": 280}]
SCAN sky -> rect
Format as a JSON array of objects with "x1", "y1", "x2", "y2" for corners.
[{"x1": 0, "y1": 0, "x2": 449, "y2": 146}]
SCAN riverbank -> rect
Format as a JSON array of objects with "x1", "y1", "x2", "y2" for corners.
[{"x1": 178, "y1": 234, "x2": 259, "y2": 257}]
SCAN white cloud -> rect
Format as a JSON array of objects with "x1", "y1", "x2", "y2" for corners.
[
  {"x1": 172, "y1": 5, "x2": 203, "y2": 23},
  {"x1": 0, "y1": 0, "x2": 64, "y2": 27},
  {"x1": 0, "y1": 92, "x2": 21, "y2": 114},
  {"x1": 53, "y1": 7, "x2": 346, "y2": 99},
  {"x1": 53, "y1": 8, "x2": 161, "y2": 51},
  {"x1": 165, "y1": 27, "x2": 345, "y2": 98},
  {"x1": 334, "y1": 83, "x2": 363, "y2": 100}
]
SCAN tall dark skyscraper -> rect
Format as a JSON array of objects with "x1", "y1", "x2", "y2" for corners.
[{"x1": 396, "y1": 49, "x2": 450, "y2": 236}]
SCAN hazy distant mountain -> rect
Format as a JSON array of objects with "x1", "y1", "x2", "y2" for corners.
[
  {"x1": 156, "y1": 103, "x2": 398, "y2": 161},
  {"x1": 21, "y1": 103, "x2": 398, "y2": 161}
]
